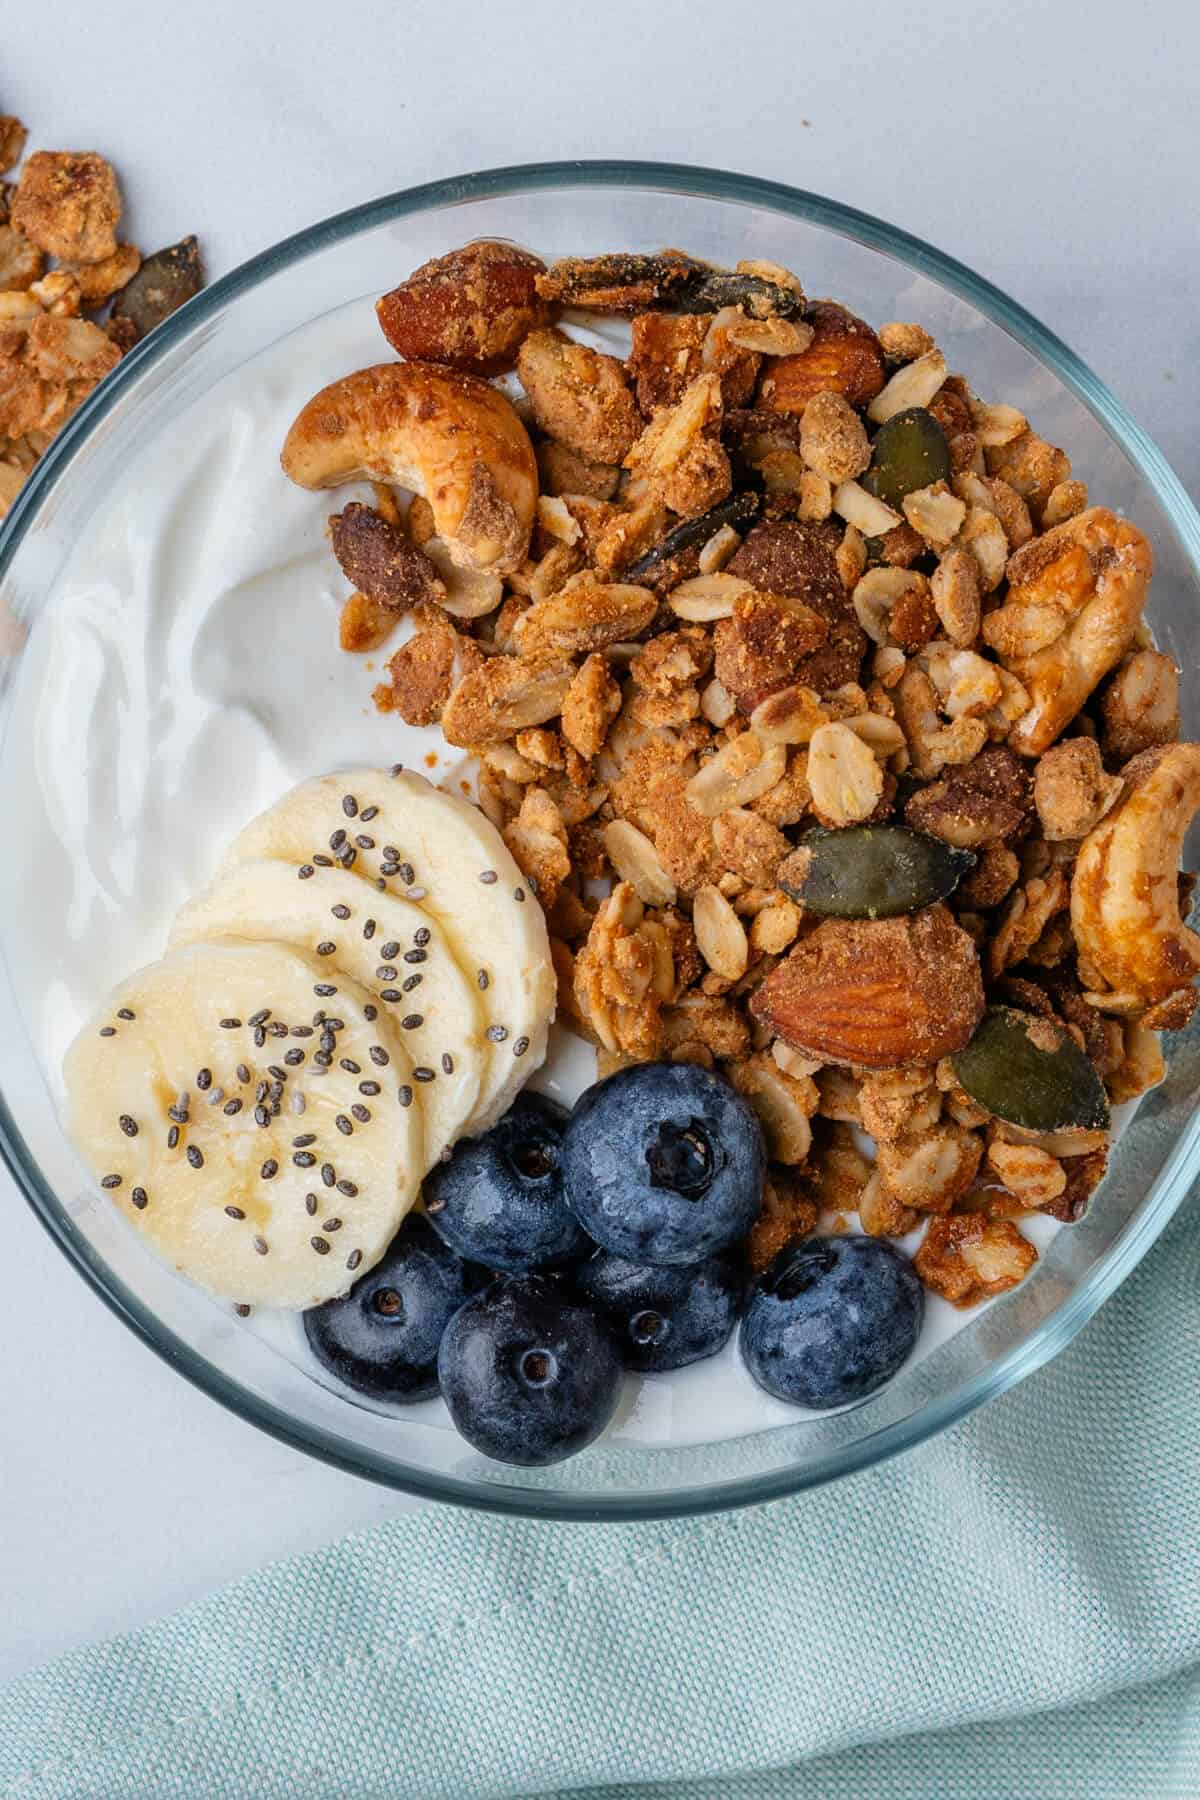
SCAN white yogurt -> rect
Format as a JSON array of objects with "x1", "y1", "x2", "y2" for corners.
[{"x1": 6, "y1": 296, "x2": 1075, "y2": 1448}]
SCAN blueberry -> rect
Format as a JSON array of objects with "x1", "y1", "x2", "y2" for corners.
[
  {"x1": 422, "y1": 1091, "x2": 589, "y2": 1273},
  {"x1": 303, "y1": 1213, "x2": 485, "y2": 1401},
  {"x1": 574, "y1": 1250, "x2": 743, "y2": 1373},
  {"x1": 562, "y1": 1063, "x2": 765, "y2": 1266},
  {"x1": 740, "y1": 1234, "x2": 923, "y2": 1409},
  {"x1": 437, "y1": 1276, "x2": 622, "y2": 1466}
]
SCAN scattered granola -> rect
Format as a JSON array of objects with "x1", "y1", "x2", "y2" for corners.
[{"x1": 0, "y1": 121, "x2": 202, "y2": 519}]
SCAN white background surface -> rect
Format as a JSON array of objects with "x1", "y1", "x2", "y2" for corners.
[{"x1": 1, "y1": 0, "x2": 1197, "y2": 1685}]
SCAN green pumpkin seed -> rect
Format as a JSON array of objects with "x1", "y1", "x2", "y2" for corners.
[
  {"x1": 864, "y1": 406, "x2": 950, "y2": 509},
  {"x1": 111, "y1": 236, "x2": 205, "y2": 343},
  {"x1": 778, "y1": 825, "x2": 974, "y2": 919},
  {"x1": 675, "y1": 270, "x2": 805, "y2": 319},
  {"x1": 951, "y1": 1006, "x2": 1111, "y2": 1134}
]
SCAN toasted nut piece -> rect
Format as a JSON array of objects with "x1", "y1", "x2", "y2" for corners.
[
  {"x1": 930, "y1": 544, "x2": 981, "y2": 647},
  {"x1": 807, "y1": 721, "x2": 884, "y2": 826},
  {"x1": 516, "y1": 578, "x2": 657, "y2": 656},
  {"x1": 517, "y1": 326, "x2": 640, "y2": 463},
  {"x1": 969, "y1": 401, "x2": 1027, "y2": 447},
  {"x1": 758, "y1": 301, "x2": 885, "y2": 413},
  {"x1": 694, "y1": 884, "x2": 750, "y2": 980},
  {"x1": 0, "y1": 118, "x2": 27, "y2": 177},
  {"x1": 64, "y1": 242, "x2": 140, "y2": 305},
  {"x1": 536, "y1": 437, "x2": 620, "y2": 502},
  {"x1": 986, "y1": 1138, "x2": 1066, "y2": 1205},
  {"x1": 867, "y1": 350, "x2": 948, "y2": 425},
  {"x1": 1042, "y1": 479, "x2": 1089, "y2": 528},
  {"x1": 109, "y1": 236, "x2": 204, "y2": 341},
  {"x1": 377, "y1": 619, "x2": 478, "y2": 722},
  {"x1": 376, "y1": 241, "x2": 550, "y2": 374},
  {"x1": 916, "y1": 1214, "x2": 1037, "y2": 1306},
  {"x1": 990, "y1": 508, "x2": 1153, "y2": 755},
  {"x1": 537, "y1": 494, "x2": 581, "y2": 545},
  {"x1": 329, "y1": 502, "x2": 445, "y2": 610},
  {"x1": 604, "y1": 819, "x2": 678, "y2": 905},
  {"x1": 878, "y1": 321, "x2": 935, "y2": 362},
  {"x1": 441, "y1": 657, "x2": 573, "y2": 746},
  {"x1": 686, "y1": 733, "x2": 788, "y2": 816},
  {"x1": 282, "y1": 362, "x2": 537, "y2": 575},
  {"x1": 420, "y1": 535, "x2": 505, "y2": 620},
  {"x1": 751, "y1": 905, "x2": 984, "y2": 1069},
  {"x1": 832, "y1": 480, "x2": 902, "y2": 538},
  {"x1": 561, "y1": 652, "x2": 621, "y2": 758},
  {"x1": 1101, "y1": 650, "x2": 1180, "y2": 762},
  {"x1": 0, "y1": 223, "x2": 43, "y2": 291},
  {"x1": 902, "y1": 481, "x2": 965, "y2": 551},
  {"x1": 668, "y1": 572, "x2": 751, "y2": 621},
  {"x1": 986, "y1": 429, "x2": 1071, "y2": 516},
  {"x1": 1071, "y1": 743, "x2": 1200, "y2": 1005},
  {"x1": 12, "y1": 151, "x2": 121, "y2": 263},
  {"x1": 339, "y1": 591, "x2": 396, "y2": 653},
  {"x1": 799, "y1": 391, "x2": 870, "y2": 483},
  {"x1": 1033, "y1": 739, "x2": 1123, "y2": 841}
]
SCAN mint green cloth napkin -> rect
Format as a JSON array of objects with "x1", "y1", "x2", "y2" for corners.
[{"x1": 4, "y1": 1193, "x2": 1199, "y2": 1800}]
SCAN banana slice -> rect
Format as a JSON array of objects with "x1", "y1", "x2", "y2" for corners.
[
  {"x1": 222, "y1": 767, "x2": 556, "y2": 1132},
  {"x1": 64, "y1": 942, "x2": 423, "y2": 1308},
  {"x1": 170, "y1": 860, "x2": 483, "y2": 1162}
]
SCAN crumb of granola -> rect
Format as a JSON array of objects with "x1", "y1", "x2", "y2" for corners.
[
  {"x1": 339, "y1": 591, "x2": 396, "y2": 653},
  {"x1": 503, "y1": 786, "x2": 571, "y2": 907},
  {"x1": 1033, "y1": 737, "x2": 1123, "y2": 841},
  {"x1": 0, "y1": 118, "x2": 27, "y2": 177},
  {"x1": 0, "y1": 223, "x2": 43, "y2": 292},
  {"x1": 726, "y1": 519, "x2": 867, "y2": 697},
  {"x1": 535, "y1": 437, "x2": 620, "y2": 501},
  {"x1": 915, "y1": 1213, "x2": 1037, "y2": 1307},
  {"x1": 12, "y1": 150, "x2": 121, "y2": 264},
  {"x1": 65, "y1": 242, "x2": 141, "y2": 305},
  {"x1": 747, "y1": 1168, "x2": 819, "y2": 1272}
]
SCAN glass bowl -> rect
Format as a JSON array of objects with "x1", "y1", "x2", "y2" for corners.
[{"x1": 2, "y1": 161, "x2": 1199, "y2": 1521}]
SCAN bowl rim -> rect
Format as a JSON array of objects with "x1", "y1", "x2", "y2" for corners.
[{"x1": 3, "y1": 157, "x2": 1199, "y2": 1522}]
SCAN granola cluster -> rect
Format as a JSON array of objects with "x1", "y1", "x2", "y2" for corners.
[
  {"x1": 315, "y1": 238, "x2": 1198, "y2": 1309},
  {"x1": 0, "y1": 117, "x2": 203, "y2": 519}
]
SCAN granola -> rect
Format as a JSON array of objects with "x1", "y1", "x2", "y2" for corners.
[
  {"x1": 298, "y1": 233, "x2": 1199, "y2": 1319},
  {"x1": 0, "y1": 121, "x2": 202, "y2": 519}
]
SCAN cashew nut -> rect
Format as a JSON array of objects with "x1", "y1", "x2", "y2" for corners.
[
  {"x1": 1070, "y1": 741, "x2": 1200, "y2": 1005},
  {"x1": 985, "y1": 507, "x2": 1152, "y2": 755},
  {"x1": 281, "y1": 361, "x2": 537, "y2": 575}
]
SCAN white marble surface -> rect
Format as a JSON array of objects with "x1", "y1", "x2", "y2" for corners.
[{"x1": 1, "y1": 0, "x2": 1198, "y2": 1685}]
